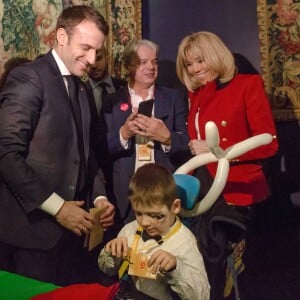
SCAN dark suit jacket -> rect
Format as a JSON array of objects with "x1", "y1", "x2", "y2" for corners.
[
  {"x1": 103, "y1": 85, "x2": 189, "y2": 221},
  {"x1": 85, "y1": 76, "x2": 126, "y2": 163},
  {"x1": 0, "y1": 51, "x2": 106, "y2": 250},
  {"x1": 85, "y1": 76, "x2": 126, "y2": 197},
  {"x1": 86, "y1": 76, "x2": 126, "y2": 119}
]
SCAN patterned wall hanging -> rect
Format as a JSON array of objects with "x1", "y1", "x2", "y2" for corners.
[
  {"x1": 0, "y1": 0, "x2": 142, "y2": 78},
  {"x1": 257, "y1": 0, "x2": 300, "y2": 121}
]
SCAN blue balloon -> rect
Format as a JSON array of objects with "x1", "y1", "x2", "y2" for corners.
[{"x1": 173, "y1": 174, "x2": 200, "y2": 209}]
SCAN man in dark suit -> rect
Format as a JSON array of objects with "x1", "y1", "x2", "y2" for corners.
[
  {"x1": 0, "y1": 5, "x2": 115, "y2": 285},
  {"x1": 86, "y1": 47, "x2": 127, "y2": 240},
  {"x1": 86, "y1": 46, "x2": 126, "y2": 116},
  {"x1": 103, "y1": 39, "x2": 189, "y2": 223},
  {"x1": 86, "y1": 46, "x2": 126, "y2": 197}
]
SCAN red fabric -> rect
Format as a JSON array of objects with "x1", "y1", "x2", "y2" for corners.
[
  {"x1": 188, "y1": 74, "x2": 279, "y2": 205},
  {"x1": 30, "y1": 283, "x2": 120, "y2": 300}
]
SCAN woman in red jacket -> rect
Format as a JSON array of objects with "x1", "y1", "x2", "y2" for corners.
[{"x1": 176, "y1": 31, "x2": 278, "y2": 300}]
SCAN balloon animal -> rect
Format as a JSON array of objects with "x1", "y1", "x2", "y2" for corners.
[{"x1": 175, "y1": 121, "x2": 273, "y2": 218}]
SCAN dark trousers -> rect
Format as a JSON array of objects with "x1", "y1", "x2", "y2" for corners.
[
  {"x1": 0, "y1": 232, "x2": 116, "y2": 287},
  {"x1": 54, "y1": 228, "x2": 124, "y2": 287},
  {"x1": 0, "y1": 241, "x2": 58, "y2": 283}
]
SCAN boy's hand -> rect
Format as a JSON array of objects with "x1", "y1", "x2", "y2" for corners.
[
  {"x1": 105, "y1": 237, "x2": 129, "y2": 258},
  {"x1": 148, "y1": 249, "x2": 177, "y2": 274}
]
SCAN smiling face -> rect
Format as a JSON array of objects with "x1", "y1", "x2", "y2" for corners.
[
  {"x1": 56, "y1": 20, "x2": 105, "y2": 76},
  {"x1": 132, "y1": 200, "x2": 180, "y2": 237},
  {"x1": 133, "y1": 45, "x2": 158, "y2": 89},
  {"x1": 184, "y1": 52, "x2": 217, "y2": 86}
]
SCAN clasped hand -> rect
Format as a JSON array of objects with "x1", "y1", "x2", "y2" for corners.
[
  {"x1": 188, "y1": 139, "x2": 209, "y2": 155},
  {"x1": 55, "y1": 198, "x2": 115, "y2": 236},
  {"x1": 121, "y1": 112, "x2": 171, "y2": 145}
]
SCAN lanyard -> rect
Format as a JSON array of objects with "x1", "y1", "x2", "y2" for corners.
[{"x1": 118, "y1": 218, "x2": 182, "y2": 279}]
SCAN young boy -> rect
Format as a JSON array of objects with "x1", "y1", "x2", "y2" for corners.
[{"x1": 98, "y1": 163, "x2": 210, "y2": 300}]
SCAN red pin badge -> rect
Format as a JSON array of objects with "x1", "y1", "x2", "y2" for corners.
[{"x1": 120, "y1": 103, "x2": 129, "y2": 111}]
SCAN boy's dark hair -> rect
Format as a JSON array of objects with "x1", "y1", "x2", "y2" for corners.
[
  {"x1": 129, "y1": 163, "x2": 178, "y2": 209},
  {"x1": 56, "y1": 5, "x2": 109, "y2": 38},
  {"x1": 0, "y1": 56, "x2": 31, "y2": 90}
]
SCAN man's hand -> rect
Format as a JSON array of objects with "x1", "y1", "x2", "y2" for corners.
[
  {"x1": 105, "y1": 237, "x2": 129, "y2": 258},
  {"x1": 55, "y1": 201, "x2": 93, "y2": 236},
  {"x1": 135, "y1": 114, "x2": 171, "y2": 145},
  {"x1": 94, "y1": 197, "x2": 115, "y2": 229},
  {"x1": 148, "y1": 249, "x2": 177, "y2": 274},
  {"x1": 120, "y1": 112, "x2": 138, "y2": 140}
]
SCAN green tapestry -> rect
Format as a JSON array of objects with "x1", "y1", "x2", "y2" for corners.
[
  {"x1": 0, "y1": 0, "x2": 141, "y2": 77},
  {"x1": 257, "y1": 0, "x2": 300, "y2": 121}
]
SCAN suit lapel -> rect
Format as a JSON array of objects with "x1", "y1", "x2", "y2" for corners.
[
  {"x1": 114, "y1": 87, "x2": 132, "y2": 124},
  {"x1": 46, "y1": 52, "x2": 76, "y2": 124},
  {"x1": 46, "y1": 52, "x2": 90, "y2": 164},
  {"x1": 154, "y1": 86, "x2": 168, "y2": 120},
  {"x1": 78, "y1": 81, "x2": 90, "y2": 163}
]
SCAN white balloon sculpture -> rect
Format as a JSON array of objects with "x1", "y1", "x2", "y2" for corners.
[{"x1": 175, "y1": 121, "x2": 273, "y2": 218}]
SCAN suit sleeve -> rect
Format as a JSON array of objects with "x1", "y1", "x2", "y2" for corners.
[
  {"x1": 164, "y1": 89, "x2": 190, "y2": 168},
  {"x1": 168, "y1": 90, "x2": 189, "y2": 153},
  {"x1": 0, "y1": 66, "x2": 53, "y2": 213},
  {"x1": 103, "y1": 94, "x2": 134, "y2": 156}
]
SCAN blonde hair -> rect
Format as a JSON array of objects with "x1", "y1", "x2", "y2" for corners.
[{"x1": 176, "y1": 31, "x2": 235, "y2": 91}]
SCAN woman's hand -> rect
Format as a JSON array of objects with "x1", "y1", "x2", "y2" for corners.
[{"x1": 188, "y1": 139, "x2": 209, "y2": 155}]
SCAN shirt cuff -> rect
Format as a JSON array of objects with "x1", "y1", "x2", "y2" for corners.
[
  {"x1": 94, "y1": 195, "x2": 108, "y2": 206},
  {"x1": 39, "y1": 193, "x2": 65, "y2": 216},
  {"x1": 119, "y1": 130, "x2": 129, "y2": 149}
]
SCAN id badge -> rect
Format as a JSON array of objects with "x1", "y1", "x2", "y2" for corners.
[
  {"x1": 128, "y1": 252, "x2": 157, "y2": 279},
  {"x1": 137, "y1": 144, "x2": 151, "y2": 161}
]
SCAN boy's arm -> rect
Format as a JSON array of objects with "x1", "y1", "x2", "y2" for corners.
[
  {"x1": 98, "y1": 247, "x2": 122, "y2": 277},
  {"x1": 98, "y1": 235, "x2": 130, "y2": 277},
  {"x1": 165, "y1": 257, "x2": 210, "y2": 300}
]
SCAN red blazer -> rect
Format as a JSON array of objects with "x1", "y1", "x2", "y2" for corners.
[{"x1": 188, "y1": 74, "x2": 278, "y2": 206}]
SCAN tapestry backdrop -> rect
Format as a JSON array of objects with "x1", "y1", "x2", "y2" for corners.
[
  {"x1": 257, "y1": 0, "x2": 300, "y2": 122},
  {"x1": 0, "y1": 0, "x2": 141, "y2": 77}
]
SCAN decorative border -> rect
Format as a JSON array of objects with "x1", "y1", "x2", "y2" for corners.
[
  {"x1": 256, "y1": 0, "x2": 300, "y2": 122},
  {"x1": 0, "y1": 0, "x2": 142, "y2": 78},
  {"x1": 106, "y1": 0, "x2": 142, "y2": 77}
]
